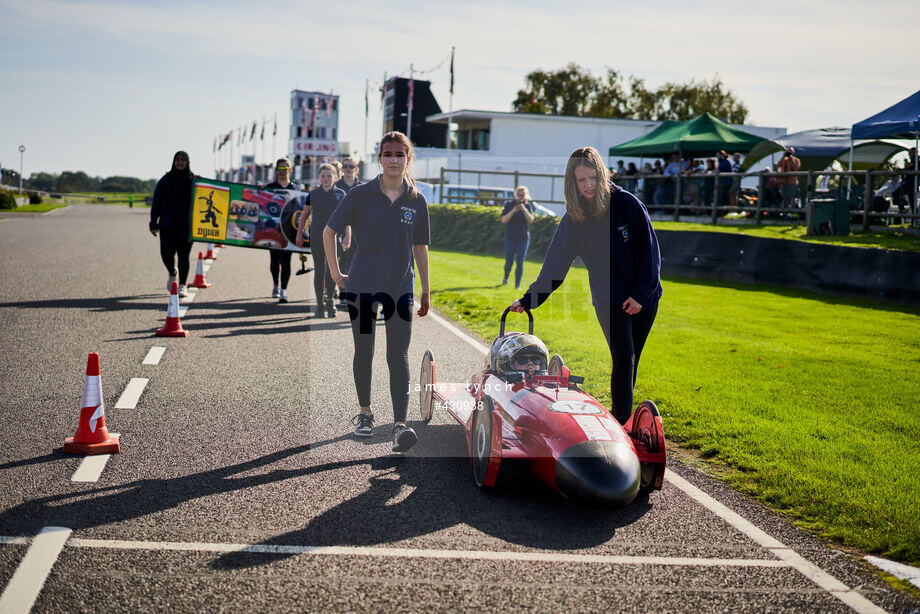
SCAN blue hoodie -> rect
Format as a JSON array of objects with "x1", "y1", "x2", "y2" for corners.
[{"x1": 519, "y1": 183, "x2": 661, "y2": 310}]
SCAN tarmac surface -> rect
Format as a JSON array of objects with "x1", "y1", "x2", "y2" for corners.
[{"x1": 0, "y1": 204, "x2": 918, "y2": 613}]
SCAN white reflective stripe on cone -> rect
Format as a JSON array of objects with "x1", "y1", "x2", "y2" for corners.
[
  {"x1": 167, "y1": 294, "x2": 180, "y2": 318},
  {"x1": 80, "y1": 374, "x2": 103, "y2": 411}
]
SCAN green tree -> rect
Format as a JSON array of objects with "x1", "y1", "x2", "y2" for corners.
[{"x1": 513, "y1": 65, "x2": 749, "y2": 124}]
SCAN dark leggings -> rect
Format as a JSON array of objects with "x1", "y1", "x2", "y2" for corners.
[
  {"x1": 311, "y1": 233, "x2": 337, "y2": 306},
  {"x1": 347, "y1": 294, "x2": 413, "y2": 423},
  {"x1": 503, "y1": 235, "x2": 530, "y2": 287},
  {"x1": 269, "y1": 249, "x2": 292, "y2": 289},
  {"x1": 158, "y1": 226, "x2": 193, "y2": 284},
  {"x1": 595, "y1": 302, "x2": 658, "y2": 425}
]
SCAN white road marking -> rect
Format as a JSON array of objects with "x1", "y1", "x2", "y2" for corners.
[
  {"x1": 0, "y1": 526, "x2": 72, "y2": 614},
  {"x1": 427, "y1": 310, "x2": 888, "y2": 614},
  {"x1": 69, "y1": 433, "x2": 119, "y2": 482},
  {"x1": 114, "y1": 378, "x2": 148, "y2": 409},
  {"x1": 28, "y1": 537, "x2": 786, "y2": 568},
  {"x1": 666, "y1": 472, "x2": 887, "y2": 614},
  {"x1": 865, "y1": 556, "x2": 920, "y2": 590},
  {"x1": 142, "y1": 346, "x2": 166, "y2": 365},
  {"x1": 202, "y1": 263, "x2": 211, "y2": 273}
]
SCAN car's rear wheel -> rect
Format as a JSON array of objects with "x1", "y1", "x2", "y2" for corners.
[
  {"x1": 419, "y1": 350, "x2": 435, "y2": 423},
  {"x1": 472, "y1": 397, "x2": 498, "y2": 489}
]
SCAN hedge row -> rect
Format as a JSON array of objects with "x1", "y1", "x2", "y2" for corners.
[{"x1": 428, "y1": 204, "x2": 561, "y2": 258}]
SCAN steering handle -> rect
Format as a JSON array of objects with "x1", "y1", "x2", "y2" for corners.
[{"x1": 500, "y1": 306, "x2": 534, "y2": 336}]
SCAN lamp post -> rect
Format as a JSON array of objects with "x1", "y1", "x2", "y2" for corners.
[{"x1": 18, "y1": 145, "x2": 25, "y2": 194}]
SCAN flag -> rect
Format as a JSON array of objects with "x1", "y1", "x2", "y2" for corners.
[
  {"x1": 260, "y1": 118, "x2": 265, "y2": 141},
  {"x1": 250, "y1": 121, "x2": 257, "y2": 141},
  {"x1": 301, "y1": 99, "x2": 308, "y2": 134},
  {"x1": 212, "y1": 137, "x2": 216, "y2": 153},
  {"x1": 310, "y1": 96, "x2": 319, "y2": 131},
  {"x1": 273, "y1": 113, "x2": 277, "y2": 137},
  {"x1": 449, "y1": 47, "x2": 455, "y2": 95},
  {"x1": 408, "y1": 77, "x2": 414, "y2": 111},
  {"x1": 326, "y1": 90, "x2": 333, "y2": 116},
  {"x1": 365, "y1": 81, "x2": 369, "y2": 117}
]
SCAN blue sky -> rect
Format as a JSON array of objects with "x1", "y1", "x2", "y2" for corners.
[{"x1": 1, "y1": 0, "x2": 917, "y2": 180}]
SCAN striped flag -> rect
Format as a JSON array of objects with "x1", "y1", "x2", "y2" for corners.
[
  {"x1": 408, "y1": 77, "x2": 414, "y2": 111},
  {"x1": 449, "y1": 47, "x2": 455, "y2": 95}
]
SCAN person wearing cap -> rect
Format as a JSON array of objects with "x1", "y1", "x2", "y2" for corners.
[
  {"x1": 778, "y1": 147, "x2": 801, "y2": 209},
  {"x1": 264, "y1": 158, "x2": 303, "y2": 303},
  {"x1": 507, "y1": 146, "x2": 661, "y2": 426}
]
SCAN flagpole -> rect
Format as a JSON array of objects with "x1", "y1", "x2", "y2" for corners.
[
  {"x1": 407, "y1": 63, "x2": 414, "y2": 142},
  {"x1": 447, "y1": 46, "x2": 454, "y2": 156},
  {"x1": 381, "y1": 71, "x2": 387, "y2": 139},
  {"x1": 364, "y1": 78, "x2": 369, "y2": 167}
]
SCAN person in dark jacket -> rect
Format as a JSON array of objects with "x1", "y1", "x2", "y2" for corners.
[
  {"x1": 508, "y1": 146, "x2": 662, "y2": 425},
  {"x1": 296, "y1": 164, "x2": 346, "y2": 317},
  {"x1": 500, "y1": 185, "x2": 536, "y2": 289},
  {"x1": 150, "y1": 151, "x2": 194, "y2": 297},
  {"x1": 264, "y1": 157, "x2": 304, "y2": 303}
]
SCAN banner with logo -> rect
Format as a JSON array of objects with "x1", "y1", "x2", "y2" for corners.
[{"x1": 190, "y1": 178, "x2": 310, "y2": 252}]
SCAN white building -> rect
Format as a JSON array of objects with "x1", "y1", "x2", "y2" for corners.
[{"x1": 384, "y1": 109, "x2": 786, "y2": 213}]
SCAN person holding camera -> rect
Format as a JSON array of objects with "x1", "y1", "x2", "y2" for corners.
[{"x1": 500, "y1": 186, "x2": 536, "y2": 289}]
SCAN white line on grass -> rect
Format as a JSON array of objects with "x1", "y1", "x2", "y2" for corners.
[
  {"x1": 115, "y1": 378, "x2": 148, "y2": 409},
  {"x1": 142, "y1": 346, "x2": 165, "y2": 365},
  {"x1": 0, "y1": 526, "x2": 72, "y2": 614},
  {"x1": 865, "y1": 555, "x2": 920, "y2": 590},
  {"x1": 426, "y1": 310, "x2": 888, "y2": 614}
]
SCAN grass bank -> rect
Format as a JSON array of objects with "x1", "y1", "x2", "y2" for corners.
[{"x1": 424, "y1": 248, "x2": 920, "y2": 564}]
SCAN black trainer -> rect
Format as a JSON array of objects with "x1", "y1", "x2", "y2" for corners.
[
  {"x1": 392, "y1": 424, "x2": 418, "y2": 453},
  {"x1": 352, "y1": 412, "x2": 373, "y2": 437},
  {"x1": 326, "y1": 300, "x2": 336, "y2": 318}
]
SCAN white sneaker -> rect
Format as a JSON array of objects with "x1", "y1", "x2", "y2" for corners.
[
  {"x1": 167, "y1": 275, "x2": 176, "y2": 291},
  {"x1": 178, "y1": 284, "x2": 189, "y2": 298},
  {"x1": 278, "y1": 289, "x2": 288, "y2": 303},
  {"x1": 271, "y1": 284, "x2": 280, "y2": 298}
]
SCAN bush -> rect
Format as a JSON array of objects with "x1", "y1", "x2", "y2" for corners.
[
  {"x1": 29, "y1": 192, "x2": 43, "y2": 204},
  {"x1": 429, "y1": 204, "x2": 560, "y2": 259},
  {"x1": 0, "y1": 190, "x2": 15, "y2": 210}
]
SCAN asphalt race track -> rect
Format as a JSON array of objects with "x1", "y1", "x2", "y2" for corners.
[{"x1": 0, "y1": 205, "x2": 918, "y2": 613}]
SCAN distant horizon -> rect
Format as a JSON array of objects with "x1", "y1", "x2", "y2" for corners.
[{"x1": 2, "y1": 0, "x2": 917, "y2": 179}]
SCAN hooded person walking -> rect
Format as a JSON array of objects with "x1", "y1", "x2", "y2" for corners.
[{"x1": 150, "y1": 151, "x2": 194, "y2": 297}]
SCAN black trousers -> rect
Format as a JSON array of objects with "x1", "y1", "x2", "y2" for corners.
[
  {"x1": 347, "y1": 293, "x2": 413, "y2": 423},
  {"x1": 595, "y1": 302, "x2": 658, "y2": 425},
  {"x1": 311, "y1": 235, "x2": 337, "y2": 306},
  {"x1": 158, "y1": 226, "x2": 193, "y2": 284},
  {"x1": 269, "y1": 249, "x2": 291, "y2": 289}
]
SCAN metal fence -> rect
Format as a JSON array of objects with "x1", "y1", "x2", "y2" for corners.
[{"x1": 437, "y1": 167, "x2": 920, "y2": 230}]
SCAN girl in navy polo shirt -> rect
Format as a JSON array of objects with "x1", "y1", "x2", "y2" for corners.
[
  {"x1": 324, "y1": 132, "x2": 430, "y2": 452},
  {"x1": 296, "y1": 163, "x2": 345, "y2": 317},
  {"x1": 509, "y1": 147, "x2": 662, "y2": 425}
]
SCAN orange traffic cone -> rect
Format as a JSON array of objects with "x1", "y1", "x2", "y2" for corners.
[
  {"x1": 188, "y1": 252, "x2": 211, "y2": 289},
  {"x1": 63, "y1": 353, "x2": 120, "y2": 455},
  {"x1": 155, "y1": 282, "x2": 189, "y2": 337},
  {"x1": 205, "y1": 243, "x2": 218, "y2": 260}
]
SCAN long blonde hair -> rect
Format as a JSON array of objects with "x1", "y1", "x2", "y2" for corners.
[
  {"x1": 378, "y1": 131, "x2": 419, "y2": 199},
  {"x1": 563, "y1": 147, "x2": 610, "y2": 223}
]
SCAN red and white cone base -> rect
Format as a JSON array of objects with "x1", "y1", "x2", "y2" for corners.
[
  {"x1": 156, "y1": 282, "x2": 189, "y2": 337},
  {"x1": 63, "y1": 352, "x2": 120, "y2": 455},
  {"x1": 188, "y1": 252, "x2": 211, "y2": 289}
]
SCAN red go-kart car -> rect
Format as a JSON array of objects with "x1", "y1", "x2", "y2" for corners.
[{"x1": 419, "y1": 308, "x2": 666, "y2": 506}]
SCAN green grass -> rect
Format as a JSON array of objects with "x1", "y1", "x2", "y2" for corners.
[
  {"x1": 654, "y1": 220, "x2": 920, "y2": 253},
  {"x1": 424, "y1": 249, "x2": 920, "y2": 564},
  {"x1": 64, "y1": 192, "x2": 151, "y2": 205},
  {"x1": 4, "y1": 202, "x2": 69, "y2": 213}
]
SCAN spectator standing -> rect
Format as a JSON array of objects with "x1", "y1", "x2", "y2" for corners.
[
  {"x1": 500, "y1": 186, "x2": 536, "y2": 289},
  {"x1": 324, "y1": 131, "x2": 431, "y2": 452},
  {"x1": 717, "y1": 150, "x2": 733, "y2": 207},
  {"x1": 264, "y1": 157, "x2": 303, "y2": 303},
  {"x1": 296, "y1": 164, "x2": 345, "y2": 317},
  {"x1": 730, "y1": 152, "x2": 743, "y2": 207},
  {"x1": 150, "y1": 151, "x2": 194, "y2": 298},
  {"x1": 777, "y1": 147, "x2": 801, "y2": 209},
  {"x1": 700, "y1": 158, "x2": 716, "y2": 209},
  {"x1": 663, "y1": 153, "x2": 682, "y2": 205},
  {"x1": 509, "y1": 147, "x2": 662, "y2": 425}
]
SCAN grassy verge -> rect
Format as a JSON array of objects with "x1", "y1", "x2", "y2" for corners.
[
  {"x1": 424, "y1": 248, "x2": 920, "y2": 564},
  {"x1": 5, "y1": 202, "x2": 69, "y2": 213},
  {"x1": 653, "y1": 220, "x2": 920, "y2": 253},
  {"x1": 63, "y1": 192, "x2": 151, "y2": 205}
]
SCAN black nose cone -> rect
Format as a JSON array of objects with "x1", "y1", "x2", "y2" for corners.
[{"x1": 555, "y1": 440, "x2": 640, "y2": 506}]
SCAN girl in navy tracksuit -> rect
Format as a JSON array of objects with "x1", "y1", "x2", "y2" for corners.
[
  {"x1": 325, "y1": 132, "x2": 431, "y2": 453},
  {"x1": 510, "y1": 147, "x2": 662, "y2": 425},
  {"x1": 296, "y1": 163, "x2": 345, "y2": 317}
]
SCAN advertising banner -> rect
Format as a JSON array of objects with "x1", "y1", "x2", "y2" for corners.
[{"x1": 190, "y1": 178, "x2": 310, "y2": 252}]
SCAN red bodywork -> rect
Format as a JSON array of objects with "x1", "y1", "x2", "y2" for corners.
[{"x1": 428, "y1": 358, "x2": 666, "y2": 505}]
